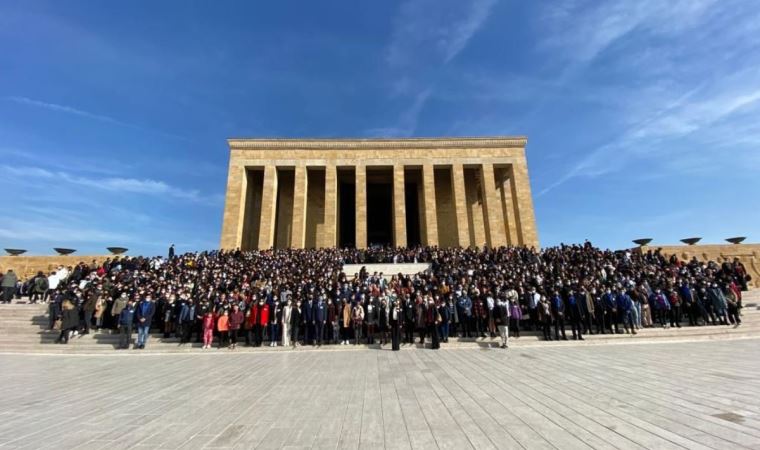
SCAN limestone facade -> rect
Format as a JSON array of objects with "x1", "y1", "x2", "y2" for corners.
[{"x1": 220, "y1": 137, "x2": 539, "y2": 250}]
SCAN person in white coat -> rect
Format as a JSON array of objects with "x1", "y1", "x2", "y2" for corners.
[{"x1": 281, "y1": 298, "x2": 292, "y2": 348}]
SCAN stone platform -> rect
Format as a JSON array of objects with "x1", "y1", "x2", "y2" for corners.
[
  {"x1": 341, "y1": 262, "x2": 431, "y2": 277},
  {"x1": 0, "y1": 339, "x2": 759, "y2": 448}
]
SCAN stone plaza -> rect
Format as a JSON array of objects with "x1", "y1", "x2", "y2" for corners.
[{"x1": 1, "y1": 339, "x2": 759, "y2": 449}]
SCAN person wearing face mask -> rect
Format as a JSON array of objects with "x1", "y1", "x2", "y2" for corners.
[
  {"x1": 426, "y1": 298, "x2": 440, "y2": 349},
  {"x1": 602, "y1": 288, "x2": 620, "y2": 334},
  {"x1": 315, "y1": 295, "x2": 326, "y2": 346},
  {"x1": 494, "y1": 296, "x2": 510, "y2": 349},
  {"x1": 135, "y1": 294, "x2": 155, "y2": 349},
  {"x1": 390, "y1": 299, "x2": 402, "y2": 351},
  {"x1": 707, "y1": 283, "x2": 729, "y2": 325},
  {"x1": 291, "y1": 299, "x2": 303, "y2": 347},
  {"x1": 282, "y1": 298, "x2": 292, "y2": 347}
]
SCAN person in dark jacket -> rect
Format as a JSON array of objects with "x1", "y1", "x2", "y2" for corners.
[
  {"x1": 426, "y1": 298, "x2": 440, "y2": 349},
  {"x1": 228, "y1": 304, "x2": 244, "y2": 350},
  {"x1": 291, "y1": 300, "x2": 302, "y2": 346},
  {"x1": 135, "y1": 294, "x2": 156, "y2": 349},
  {"x1": 315, "y1": 296, "x2": 327, "y2": 345},
  {"x1": 390, "y1": 299, "x2": 402, "y2": 351},
  {"x1": 550, "y1": 291, "x2": 567, "y2": 340},
  {"x1": 119, "y1": 299, "x2": 136, "y2": 349},
  {"x1": 566, "y1": 290, "x2": 584, "y2": 341},
  {"x1": 438, "y1": 297, "x2": 451, "y2": 343},
  {"x1": 56, "y1": 299, "x2": 80, "y2": 344}
]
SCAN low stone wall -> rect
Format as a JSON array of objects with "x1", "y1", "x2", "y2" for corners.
[
  {"x1": 0, "y1": 255, "x2": 113, "y2": 280},
  {"x1": 638, "y1": 243, "x2": 760, "y2": 288},
  {"x1": 342, "y1": 262, "x2": 431, "y2": 277}
]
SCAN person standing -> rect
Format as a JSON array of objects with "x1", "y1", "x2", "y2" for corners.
[
  {"x1": 352, "y1": 301, "x2": 364, "y2": 345},
  {"x1": 1, "y1": 270, "x2": 17, "y2": 303},
  {"x1": 168, "y1": 244, "x2": 175, "y2": 260},
  {"x1": 118, "y1": 299, "x2": 136, "y2": 349},
  {"x1": 494, "y1": 296, "x2": 510, "y2": 349},
  {"x1": 56, "y1": 299, "x2": 80, "y2": 344},
  {"x1": 135, "y1": 294, "x2": 156, "y2": 349},
  {"x1": 403, "y1": 296, "x2": 415, "y2": 344},
  {"x1": 282, "y1": 298, "x2": 292, "y2": 347},
  {"x1": 340, "y1": 299, "x2": 351, "y2": 345},
  {"x1": 550, "y1": 291, "x2": 567, "y2": 341},
  {"x1": 566, "y1": 290, "x2": 583, "y2": 340},
  {"x1": 508, "y1": 297, "x2": 522, "y2": 339},
  {"x1": 31, "y1": 272, "x2": 48, "y2": 304},
  {"x1": 291, "y1": 299, "x2": 302, "y2": 347},
  {"x1": 202, "y1": 311, "x2": 215, "y2": 349},
  {"x1": 426, "y1": 298, "x2": 440, "y2": 350},
  {"x1": 390, "y1": 300, "x2": 401, "y2": 351},
  {"x1": 217, "y1": 310, "x2": 230, "y2": 349},
  {"x1": 303, "y1": 296, "x2": 315, "y2": 345},
  {"x1": 111, "y1": 293, "x2": 128, "y2": 331},
  {"x1": 229, "y1": 304, "x2": 244, "y2": 350},
  {"x1": 315, "y1": 296, "x2": 327, "y2": 346},
  {"x1": 269, "y1": 299, "x2": 281, "y2": 347},
  {"x1": 438, "y1": 297, "x2": 451, "y2": 343}
]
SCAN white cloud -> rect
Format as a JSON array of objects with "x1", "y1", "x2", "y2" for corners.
[
  {"x1": 5, "y1": 96, "x2": 188, "y2": 141},
  {"x1": 0, "y1": 165, "x2": 220, "y2": 205},
  {"x1": 535, "y1": 1, "x2": 760, "y2": 195},
  {"x1": 386, "y1": 0, "x2": 497, "y2": 67}
]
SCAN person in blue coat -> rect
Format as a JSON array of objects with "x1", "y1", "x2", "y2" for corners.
[
  {"x1": 602, "y1": 288, "x2": 620, "y2": 334},
  {"x1": 550, "y1": 291, "x2": 567, "y2": 340},
  {"x1": 119, "y1": 299, "x2": 136, "y2": 349},
  {"x1": 135, "y1": 294, "x2": 156, "y2": 349},
  {"x1": 616, "y1": 289, "x2": 637, "y2": 335}
]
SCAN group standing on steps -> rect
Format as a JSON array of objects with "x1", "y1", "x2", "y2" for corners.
[{"x1": 8, "y1": 242, "x2": 748, "y2": 351}]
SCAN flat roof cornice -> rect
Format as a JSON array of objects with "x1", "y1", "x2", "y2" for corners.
[{"x1": 227, "y1": 136, "x2": 527, "y2": 150}]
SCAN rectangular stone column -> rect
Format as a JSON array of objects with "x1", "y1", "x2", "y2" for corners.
[
  {"x1": 257, "y1": 165, "x2": 278, "y2": 249},
  {"x1": 220, "y1": 163, "x2": 246, "y2": 250},
  {"x1": 290, "y1": 166, "x2": 308, "y2": 248},
  {"x1": 480, "y1": 163, "x2": 507, "y2": 247},
  {"x1": 498, "y1": 169, "x2": 518, "y2": 246},
  {"x1": 451, "y1": 163, "x2": 469, "y2": 247},
  {"x1": 510, "y1": 161, "x2": 539, "y2": 247},
  {"x1": 393, "y1": 164, "x2": 407, "y2": 248},
  {"x1": 422, "y1": 164, "x2": 438, "y2": 246},
  {"x1": 323, "y1": 165, "x2": 337, "y2": 248},
  {"x1": 355, "y1": 165, "x2": 367, "y2": 249}
]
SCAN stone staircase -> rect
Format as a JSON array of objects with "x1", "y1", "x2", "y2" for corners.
[{"x1": 1, "y1": 290, "x2": 759, "y2": 354}]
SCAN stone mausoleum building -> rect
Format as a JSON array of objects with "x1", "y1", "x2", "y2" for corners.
[{"x1": 219, "y1": 137, "x2": 538, "y2": 250}]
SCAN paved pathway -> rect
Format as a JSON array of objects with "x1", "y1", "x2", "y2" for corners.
[{"x1": 0, "y1": 339, "x2": 759, "y2": 449}]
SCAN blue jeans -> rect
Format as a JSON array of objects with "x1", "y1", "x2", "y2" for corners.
[{"x1": 137, "y1": 325, "x2": 150, "y2": 346}]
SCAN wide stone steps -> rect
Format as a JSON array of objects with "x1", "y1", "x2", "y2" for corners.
[{"x1": 1, "y1": 291, "x2": 758, "y2": 354}]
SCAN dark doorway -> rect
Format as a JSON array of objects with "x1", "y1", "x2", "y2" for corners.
[
  {"x1": 338, "y1": 181, "x2": 355, "y2": 247},
  {"x1": 405, "y1": 182, "x2": 420, "y2": 247},
  {"x1": 367, "y1": 182, "x2": 393, "y2": 246}
]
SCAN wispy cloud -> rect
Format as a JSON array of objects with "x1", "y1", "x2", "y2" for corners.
[
  {"x1": 375, "y1": 0, "x2": 497, "y2": 137},
  {"x1": 536, "y1": 0, "x2": 760, "y2": 195},
  {"x1": 386, "y1": 0, "x2": 497, "y2": 67},
  {"x1": 6, "y1": 96, "x2": 188, "y2": 141},
  {"x1": 0, "y1": 165, "x2": 221, "y2": 205}
]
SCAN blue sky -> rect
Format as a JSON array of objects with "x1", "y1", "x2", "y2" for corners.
[{"x1": 1, "y1": 0, "x2": 759, "y2": 256}]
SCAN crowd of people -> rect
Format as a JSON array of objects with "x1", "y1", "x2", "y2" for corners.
[{"x1": 7, "y1": 242, "x2": 750, "y2": 351}]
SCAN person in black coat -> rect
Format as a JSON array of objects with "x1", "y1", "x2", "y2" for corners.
[
  {"x1": 56, "y1": 299, "x2": 80, "y2": 344},
  {"x1": 390, "y1": 300, "x2": 402, "y2": 351},
  {"x1": 291, "y1": 300, "x2": 302, "y2": 346}
]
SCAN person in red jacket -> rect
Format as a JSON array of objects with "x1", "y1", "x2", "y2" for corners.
[
  {"x1": 202, "y1": 311, "x2": 215, "y2": 350},
  {"x1": 254, "y1": 299, "x2": 269, "y2": 347},
  {"x1": 228, "y1": 304, "x2": 245, "y2": 350}
]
